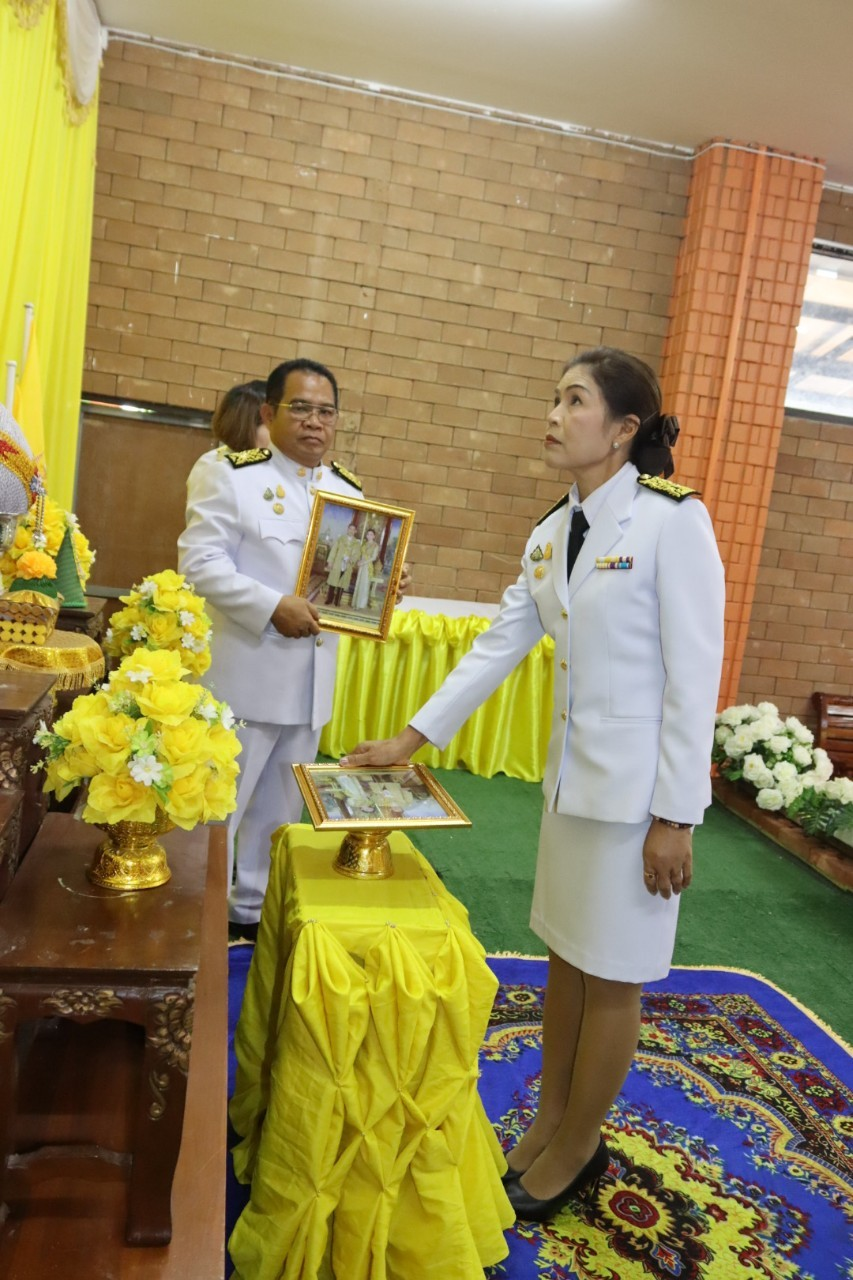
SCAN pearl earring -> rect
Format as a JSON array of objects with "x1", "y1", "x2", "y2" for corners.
[{"x1": 612, "y1": 441, "x2": 620, "y2": 450}]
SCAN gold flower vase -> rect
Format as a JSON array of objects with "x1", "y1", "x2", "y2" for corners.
[{"x1": 88, "y1": 812, "x2": 175, "y2": 890}]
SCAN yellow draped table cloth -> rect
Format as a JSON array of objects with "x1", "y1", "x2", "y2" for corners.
[
  {"x1": 229, "y1": 826, "x2": 513, "y2": 1280},
  {"x1": 319, "y1": 608, "x2": 554, "y2": 782}
]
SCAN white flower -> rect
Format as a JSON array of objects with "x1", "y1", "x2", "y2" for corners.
[
  {"x1": 104, "y1": 627, "x2": 113, "y2": 642},
  {"x1": 785, "y1": 716, "x2": 814, "y2": 745},
  {"x1": 812, "y1": 748, "x2": 834, "y2": 782},
  {"x1": 792, "y1": 745, "x2": 813, "y2": 767},
  {"x1": 756, "y1": 701, "x2": 779, "y2": 717},
  {"x1": 719, "y1": 705, "x2": 752, "y2": 728},
  {"x1": 751, "y1": 716, "x2": 783, "y2": 743},
  {"x1": 773, "y1": 760, "x2": 798, "y2": 782},
  {"x1": 767, "y1": 735, "x2": 792, "y2": 756},
  {"x1": 220, "y1": 705, "x2": 235, "y2": 730},
  {"x1": 714, "y1": 726, "x2": 731, "y2": 746},
  {"x1": 197, "y1": 700, "x2": 217, "y2": 723},
  {"x1": 124, "y1": 667, "x2": 152, "y2": 684},
  {"x1": 139, "y1": 580, "x2": 157, "y2": 598},
  {"x1": 743, "y1": 754, "x2": 774, "y2": 788},
  {"x1": 777, "y1": 777, "x2": 803, "y2": 806},
  {"x1": 181, "y1": 634, "x2": 195, "y2": 649},
  {"x1": 822, "y1": 776, "x2": 853, "y2": 804},
  {"x1": 129, "y1": 754, "x2": 165, "y2": 786},
  {"x1": 723, "y1": 733, "x2": 747, "y2": 759},
  {"x1": 756, "y1": 788, "x2": 784, "y2": 811},
  {"x1": 179, "y1": 610, "x2": 196, "y2": 627},
  {"x1": 130, "y1": 624, "x2": 146, "y2": 641}
]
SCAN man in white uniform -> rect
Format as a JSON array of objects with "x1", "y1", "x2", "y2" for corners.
[{"x1": 178, "y1": 358, "x2": 364, "y2": 937}]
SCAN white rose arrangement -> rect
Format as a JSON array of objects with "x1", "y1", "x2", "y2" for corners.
[{"x1": 712, "y1": 701, "x2": 853, "y2": 839}]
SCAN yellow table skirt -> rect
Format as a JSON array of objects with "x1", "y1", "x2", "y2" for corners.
[
  {"x1": 319, "y1": 609, "x2": 553, "y2": 782},
  {"x1": 229, "y1": 826, "x2": 513, "y2": 1280}
]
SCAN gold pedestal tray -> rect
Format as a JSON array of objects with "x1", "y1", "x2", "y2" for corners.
[
  {"x1": 333, "y1": 829, "x2": 394, "y2": 879},
  {"x1": 89, "y1": 816, "x2": 174, "y2": 890}
]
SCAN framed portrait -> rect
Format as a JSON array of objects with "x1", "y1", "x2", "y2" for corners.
[
  {"x1": 295, "y1": 491, "x2": 415, "y2": 640},
  {"x1": 291, "y1": 763, "x2": 471, "y2": 831}
]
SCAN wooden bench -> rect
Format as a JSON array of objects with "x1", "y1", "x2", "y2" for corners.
[{"x1": 812, "y1": 692, "x2": 853, "y2": 778}]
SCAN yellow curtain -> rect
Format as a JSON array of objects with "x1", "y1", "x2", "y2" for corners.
[
  {"x1": 319, "y1": 610, "x2": 554, "y2": 782},
  {"x1": 0, "y1": 0, "x2": 98, "y2": 509}
]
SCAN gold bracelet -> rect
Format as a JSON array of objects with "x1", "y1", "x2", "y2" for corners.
[{"x1": 652, "y1": 815, "x2": 693, "y2": 830}]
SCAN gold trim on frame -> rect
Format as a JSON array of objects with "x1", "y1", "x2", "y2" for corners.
[
  {"x1": 295, "y1": 491, "x2": 414, "y2": 642},
  {"x1": 292, "y1": 762, "x2": 471, "y2": 832}
]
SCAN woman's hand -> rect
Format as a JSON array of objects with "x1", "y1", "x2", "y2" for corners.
[
  {"x1": 641, "y1": 821, "x2": 693, "y2": 899},
  {"x1": 341, "y1": 726, "x2": 427, "y2": 767}
]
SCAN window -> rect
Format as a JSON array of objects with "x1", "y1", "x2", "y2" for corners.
[{"x1": 786, "y1": 244, "x2": 853, "y2": 422}]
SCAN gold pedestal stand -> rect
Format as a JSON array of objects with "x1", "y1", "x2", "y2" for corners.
[{"x1": 333, "y1": 829, "x2": 394, "y2": 879}]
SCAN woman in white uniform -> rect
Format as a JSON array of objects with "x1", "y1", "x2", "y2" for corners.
[{"x1": 344, "y1": 347, "x2": 725, "y2": 1222}]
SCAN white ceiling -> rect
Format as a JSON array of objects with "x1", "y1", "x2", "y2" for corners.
[{"x1": 96, "y1": 0, "x2": 853, "y2": 189}]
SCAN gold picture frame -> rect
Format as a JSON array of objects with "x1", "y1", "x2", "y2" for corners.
[
  {"x1": 292, "y1": 763, "x2": 471, "y2": 831},
  {"x1": 295, "y1": 491, "x2": 414, "y2": 640}
]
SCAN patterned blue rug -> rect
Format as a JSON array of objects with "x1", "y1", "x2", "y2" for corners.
[{"x1": 227, "y1": 950, "x2": 853, "y2": 1278}]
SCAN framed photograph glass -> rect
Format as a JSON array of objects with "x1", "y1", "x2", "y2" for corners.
[
  {"x1": 292, "y1": 763, "x2": 471, "y2": 831},
  {"x1": 295, "y1": 491, "x2": 414, "y2": 640}
]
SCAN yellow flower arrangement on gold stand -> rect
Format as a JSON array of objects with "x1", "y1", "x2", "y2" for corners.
[
  {"x1": 34, "y1": 648, "x2": 241, "y2": 889},
  {"x1": 104, "y1": 570, "x2": 212, "y2": 677}
]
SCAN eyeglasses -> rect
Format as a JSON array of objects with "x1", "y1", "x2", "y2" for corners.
[{"x1": 277, "y1": 400, "x2": 338, "y2": 426}]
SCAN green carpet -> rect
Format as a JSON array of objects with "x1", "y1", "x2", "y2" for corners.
[{"x1": 409, "y1": 767, "x2": 853, "y2": 1044}]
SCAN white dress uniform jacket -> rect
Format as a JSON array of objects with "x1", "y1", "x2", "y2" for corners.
[
  {"x1": 411, "y1": 463, "x2": 725, "y2": 826},
  {"x1": 177, "y1": 445, "x2": 361, "y2": 729}
]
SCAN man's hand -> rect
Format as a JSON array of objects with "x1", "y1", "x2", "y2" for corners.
[
  {"x1": 271, "y1": 596, "x2": 321, "y2": 639},
  {"x1": 641, "y1": 821, "x2": 693, "y2": 899},
  {"x1": 396, "y1": 562, "x2": 412, "y2": 605},
  {"x1": 341, "y1": 726, "x2": 427, "y2": 767}
]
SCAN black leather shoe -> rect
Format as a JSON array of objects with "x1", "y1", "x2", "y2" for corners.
[
  {"x1": 506, "y1": 1138, "x2": 610, "y2": 1222},
  {"x1": 501, "y1": 1165, "x2": 523, "y2": 1186},
  {"x1": 228, "y1": 920, "x2": 259, "y2": 944}
]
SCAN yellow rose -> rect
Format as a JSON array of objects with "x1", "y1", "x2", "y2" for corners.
[
  {"x1": 135, "y1": 680, "x2": 200, "y2": 726},
  {"x1": 149, "y1": 570, "x2": 186, "y2": 594},
  {"x1": 43, "y1": 759, "x2": 77, "y2": 801},
  {"x1": 154, "y1": 590, "x2": 184, "y2": 613},
  {"x1": 203, "y1": 772, "x2": 238, "y2": 822},
  {"x1": 84, "y1": 772, "x2": 157, "y2": 824},
  {"x1": 111, "y1": 648, "x2": 188, "y2": 690},
  {"x1": 176, "y1": 592, "x2": 204, "y2": 617},
  {"x1": 145, "y1": 611, "x2": 183, "y2": 647},
  {"x1": 163, "y1": 768, "x2": 207, "y2": 829},
  {"x1": 207, "y1": 723, "x2": 241, "y2": 769},
  {"x1": 12, "y1": 526, "x2": 29, "y2": 552},
  {"x1": 158, "y1": 719, "x2": 211, "y2": 771},
  {"x1": 77, "y1": 713, "x2": 135, "y2": 775}
]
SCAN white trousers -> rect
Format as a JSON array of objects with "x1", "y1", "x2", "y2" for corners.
[{"x1": 227, "y1": 719, "x2": 321, "y2": 924}]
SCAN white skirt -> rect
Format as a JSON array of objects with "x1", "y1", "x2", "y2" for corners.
[{"x1": 529, "y1": 810, "x2": 681, "y2": 983}]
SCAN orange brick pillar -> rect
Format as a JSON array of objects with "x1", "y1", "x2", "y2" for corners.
[{"x1": 660, "y1": 140, "x2": 824, "y2": 708}]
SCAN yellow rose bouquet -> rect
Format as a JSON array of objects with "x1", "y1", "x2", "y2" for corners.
[
  {"x1": 104, "y1": 570, "x2": 213, "y2": 677},
  {"x1": 34, "y1": 649, "x2": 240, "y2": 829}
]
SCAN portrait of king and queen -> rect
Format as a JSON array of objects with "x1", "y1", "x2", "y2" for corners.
[{"x1": 305, "y1": 503, "x2": 403, "y2": 622}]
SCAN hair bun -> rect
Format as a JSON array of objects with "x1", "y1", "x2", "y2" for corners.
[{"x1": 658, "y1": 414, "x2": 679, "y2": 448}]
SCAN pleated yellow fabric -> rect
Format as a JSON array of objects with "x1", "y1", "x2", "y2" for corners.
[
  {"x1": 319, "y1": 609, "x2": 554, "y2": 782},
  {"x1": 229, "y1": 826, "x2": 513, "y2": 1280},
  {"x1": 0, "y1": 0, "x2": 98, "y2": 508}
]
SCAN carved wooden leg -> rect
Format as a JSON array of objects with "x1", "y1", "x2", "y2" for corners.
[
  {"x1": 0, "y1": 994, "x2": 19, "y2": 1221},
  {"x1": 126, "y1": 986, "x2": 193, "y2": 1246}
]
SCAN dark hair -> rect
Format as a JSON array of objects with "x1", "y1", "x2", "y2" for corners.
[
  {"x1": 210, "y1": 380, "x2": 267, "y2": 452},
  {"x1": 565, "y1": 347, "x2": 679, "y2": 478},
  {"x1": 266, "y1": 359, "x2": 339, "y2": 409}
]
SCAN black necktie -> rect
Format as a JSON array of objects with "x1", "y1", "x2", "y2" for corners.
[{"x1": 566, "y1": 507, "x2": 589, "y2": 583}]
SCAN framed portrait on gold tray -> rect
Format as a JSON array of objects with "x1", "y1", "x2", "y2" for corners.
[
  {"x1": 295, "y1": 491, "x2": 414, "y2": 640},
  {"x1": 291, "y1": 762, "x2": 471, "y2": 831}
]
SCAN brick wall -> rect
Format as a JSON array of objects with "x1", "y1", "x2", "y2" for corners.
[
  {"x1": 86, "y1": 39, "x2": 687, "y2": 602},
  {"x1": 738, "y1": 414, "x2": 852, "y2": 721}
]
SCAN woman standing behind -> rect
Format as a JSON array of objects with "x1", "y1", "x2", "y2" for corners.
[
  {"x1": 210, "y1": 380, "x2": 270, "y2": 452},
  {"x1": 344, "y1": 347, "x2": 725, "y2": 1222}
]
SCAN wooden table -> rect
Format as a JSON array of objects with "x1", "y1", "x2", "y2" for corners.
[
  {"x1": 0, "y1": 815, "x2": 212, "y2": 1250},
  {"x1": 0, "y1": 669, "x2": 56, "y2": 877}
]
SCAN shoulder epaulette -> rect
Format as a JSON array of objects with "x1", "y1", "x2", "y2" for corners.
[
  {"x1": 331, "y1": 460, "x2": 363, "y2": 491},
  {"x1": 534, "y1": 493, "x2": 570, "y2": 527},
  {"x1": 222, "y1": 447, "x2": 272, "y2": 469},
  {"x1": 637, "y1": 473, "x2": 698, "y2": 502}
]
